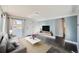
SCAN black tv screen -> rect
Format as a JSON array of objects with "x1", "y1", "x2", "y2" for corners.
[{"x1": 42, "y1": 26, "x2": 50, "y2": 31}]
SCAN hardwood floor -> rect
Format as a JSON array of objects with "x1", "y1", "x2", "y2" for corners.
[
  {"x1": 18, "y1": 37, "x2": 69, "y2": 53},
  {"x1": 19, "y1": 38, "x2": 52, "y2": 53}
]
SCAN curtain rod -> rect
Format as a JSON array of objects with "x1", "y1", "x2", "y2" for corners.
[{"x1": 8, "y1": 15, "x2": 27, "y2": 20}]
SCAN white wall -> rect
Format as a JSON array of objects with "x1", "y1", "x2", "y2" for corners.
[
  {"x1": 24, "y1": 19, "x2": 36, "y2": 36},
  {"x1": 24, "y1": 18, "x2": 63, "y2": 37}
]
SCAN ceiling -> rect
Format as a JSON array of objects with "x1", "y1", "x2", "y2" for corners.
[{"x1": 0, "y1": 5, "x2": 74, "y2": 21}]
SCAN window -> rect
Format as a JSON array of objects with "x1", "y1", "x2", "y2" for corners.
[{"x1": 9, "y1": 19, "x2": 24, "y2": 37}]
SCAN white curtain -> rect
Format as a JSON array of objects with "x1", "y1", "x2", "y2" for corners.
[
  {"x1": 2, "y1": 13, "x2": 9, "y2": 34},
  {"x1": 0, "y1": 16, "x2": 2, "y2": 32},
  {"x1": 77, "y1": 15, "x2": 79, "y2": 53}
]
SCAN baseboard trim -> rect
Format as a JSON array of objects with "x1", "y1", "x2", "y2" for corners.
[{"x1": 65, "y1": 40, "x2": 77, "y2": 45}]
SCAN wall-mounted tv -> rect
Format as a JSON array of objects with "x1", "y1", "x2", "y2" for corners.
[{"x1": 42, "y1": 26, "x2": 50, "y2": 31}]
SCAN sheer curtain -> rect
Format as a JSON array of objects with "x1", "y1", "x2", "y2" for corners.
[
  {"x1": 9, "y1": 18, "x2": 25, "y2": 37},
  {"x1": 0, "y1": 16, "x2": 3, "y2": 32}
]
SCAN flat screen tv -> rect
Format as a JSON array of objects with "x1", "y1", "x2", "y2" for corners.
[{"x1": 42, "y1": 26, "x2": 50, "y2": 31}]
